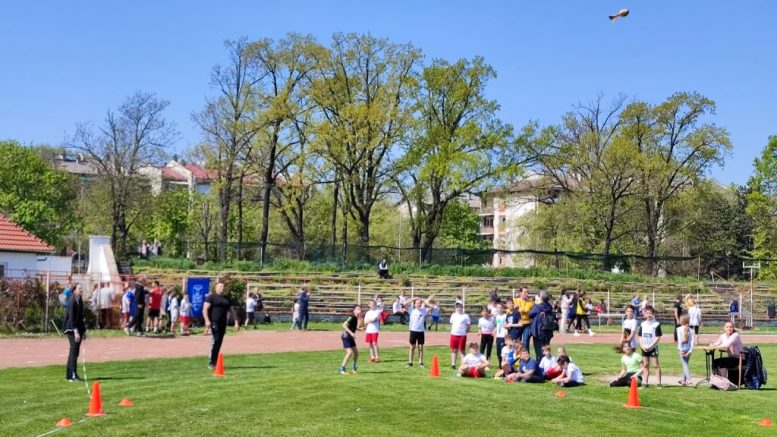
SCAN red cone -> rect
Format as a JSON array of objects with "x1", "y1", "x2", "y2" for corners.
[
  {"x1": 86, "y1": 381, "x2": 106, "y2": 416},
  {"x1": 624, "y1": 377, "x2": 640, "y2": 408}
]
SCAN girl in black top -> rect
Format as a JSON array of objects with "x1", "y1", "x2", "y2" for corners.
[{"x1": 340, "y1": 305, "x2": 363, "y2": 375}]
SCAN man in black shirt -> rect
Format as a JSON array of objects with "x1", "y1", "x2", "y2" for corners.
[
  {"x1": 131, "y1": 279, "x2": 148, "y2": 336},
  {"x1": 63, "y1": 284, "x2": 86, "y2": 381},
  {"x1": 203, "y1": 281, "x2": 239, "y2": 369}
]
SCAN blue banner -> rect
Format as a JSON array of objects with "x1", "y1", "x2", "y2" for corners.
[{"x1": 187, "y1": 277, "x2": 210, "y2": 318}]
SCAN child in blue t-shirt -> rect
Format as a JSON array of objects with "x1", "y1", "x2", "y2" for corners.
[
  {"x1": 506, "y1": 349, "x2": 544, "y2": 383},
  {"x1": 428, "y1": 302, "x2": 442, "y2": 331}
]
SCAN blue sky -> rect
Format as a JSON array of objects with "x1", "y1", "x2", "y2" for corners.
[{"x1": 1, "y1": 0, "x2": 775, "y2": 185}]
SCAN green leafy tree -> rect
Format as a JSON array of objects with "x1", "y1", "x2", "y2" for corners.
[
  {"x1": 0, "y1": 140, "x2": 77, "y2": 245},
  {"x1": 311, "y1": 33, "x2": 421, "y2": 245},
  {"x1": 747, "y1": 136, "x2": 777, "y2": 278},
  {"x1": 622, "y1": 92, "x2": 732, "y2": 275},
  {"x1": 437, "y1": 201, "x2": 488, "y2": 250},
  {"x1": 397, "y1": 57, "x2": 532, "y2": 261}
]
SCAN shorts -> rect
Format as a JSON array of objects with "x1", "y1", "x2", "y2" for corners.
[
  {"x1": 449, "y1": 334, "x2": 467, "y2": 352},
  {"x1": 149, "y1": 309, "x2": 160, "y2": 318},
  {"x1": 170, "y1": 311, "x2": 179, "y2": 322},
  {"x1": 247, "y1": 312, "x2": 255, "y2": 323},
  {"x1": 409, "y1": 331, "x2": 425, "y2": 345},
  {"x1": 180, "y1": 315, "x2": 190, "y2": 325},
  {"x1": 432, "y1": 316, "x2": 440, "y2": 322},
  {"x1": 691, "y1": 325, "x2": 699, "y2": 335},
  {"x1": 545, "y1": 367, "x2": 563, "y2": 379},
  {"x1": 642, "y1": 346, "x2": 659, "y2": 358},
  {"x1": 365, "y1": 332, "x2": 379, "y2": 344},
  {"x1": 341, "y1": 333, "x2": 356, "y2": 349}
]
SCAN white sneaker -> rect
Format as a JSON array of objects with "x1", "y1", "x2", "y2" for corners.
[
  {"x1": 573, "y1": 332, "x2": 580, "y2": 337},
  {"x1": 589, "y1": 331, "x2": 596, "y2": 336}
]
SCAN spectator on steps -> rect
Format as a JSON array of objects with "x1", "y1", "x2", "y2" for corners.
[{"x1": 378, "y1": 258, "x2": 389, "y2": 279}]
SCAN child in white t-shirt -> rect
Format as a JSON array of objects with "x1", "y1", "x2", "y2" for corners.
[
  {"x1": 676, "y1": 314, "x2": 695, "y2": 386},
  {"x1": 168, "y1": 293, "x2": 179, "y2": 335},
  {"x1": 622, "y1": 305, "x2": 638, "y2": 349},
  {"x1": 291, "y1": 299, "x2": 300, "y2": 330},
  {"x1": 494, "y1": 336, "x2": 517, "y2": 379},
  {"x1": 551, "y1": 355, "x2": 584, "y2": 387},
  {"x1": 407, "y1": 296, "x2": 433, "y2": 368},
  {"x1": 493, "y1": 304, "x2": 507, "y2": 364},
  {"x1": 449, "y1": 302, "x2": 471, "y2": 369},
  {"x1": 364, "y1": 299, "x2": 382, "y2": 363},
  {"x1": 459, "y1": 342, "x2": 489, "y2": 378},
  {"x1": 638, "y1": 305, "x2": 663, "y2": 387},
  {"x1": 179, "y1": 294, "x2": 191, "y2": 335},
  {"x1": 538, "y1": 344, "x2": 557, "y2": 379},
  {"x1": 478, "y1": 307, "x2": 496, "y2": 365}
]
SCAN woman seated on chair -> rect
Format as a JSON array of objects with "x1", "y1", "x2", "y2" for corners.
[{"x1": 710, "y1": 321, "x2": 744, "y2": 373}]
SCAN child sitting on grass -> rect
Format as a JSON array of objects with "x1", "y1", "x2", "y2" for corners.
[
  {"x1": 493, "y1": 337, "x2": 518, "y2": 379},
  {"x1": 551, "y1": 355, "x2": 584, "y2": 387},
  {"x1": 610, "y1": 342, "x2": 642, "y2": 387},
  {"x1": 544, "y1": 346, "x2": 570, "y2": 380},
  {"x1": 538, "y1": 345, "x2": 557, "y2": 380},
  {"x1": 459, "y1": 342, "x2": 489, "y2": 378},
  {"x1": 505, "y1": 348, "x2": 544, "y2": 383}
]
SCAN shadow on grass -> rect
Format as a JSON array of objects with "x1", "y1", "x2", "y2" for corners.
[
  {"x1": 91, "y1": 376, "x2": 144, "y2": 381},
  {"x1": 227, "y1": 365, "x2": 276, "y2": 370}
]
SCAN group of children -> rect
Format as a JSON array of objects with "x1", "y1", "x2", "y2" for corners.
[
  {"x1": 120, "y1": 281, "x2": 192, "y2": 336},
  {"x1": 338, "y1": 290, "x2": 717, "y2": 389}
]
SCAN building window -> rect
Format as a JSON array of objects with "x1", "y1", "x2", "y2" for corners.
[
  {"x1": 0, "y1": 264, "x2": 5, "y2": 278},
  {"x1": 483, "y1": 217, "x2": 494, "y2": 227}
]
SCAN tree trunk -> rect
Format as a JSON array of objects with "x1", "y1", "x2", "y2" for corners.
[
  {"x1": 218, "y1": 184, "x2": 230, "y2": 262},
  {"x1": 259, "y1": 140, "x2": 278, "y2": 265},
  {"x1": 331, "y1": 181, "x2": 338, "y2": 252},
  {"x1": 236, "y1": 171, "x2": 244, "y2": 260}
]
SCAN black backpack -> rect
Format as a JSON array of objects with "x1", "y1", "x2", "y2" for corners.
[
  {"x1": 743, "y1": 346, "x2": 767, "y2": 390},
  {"x1": 541, "y1": 311, "x2": 558, "y2": 332}
]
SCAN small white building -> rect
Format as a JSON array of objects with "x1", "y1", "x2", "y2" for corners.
[
  {"x1": 138, "y1": 158, "x2": 217, "y2": 195},
  {"x1": 0, "y1": 213, "x2": 56, "y2": 278}
]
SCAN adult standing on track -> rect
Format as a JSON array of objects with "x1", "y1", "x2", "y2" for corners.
[
  {"x1": 298, "y1": 286, "x2": 310, "y2": 330},
  {"x1": 64, "y1": 283, "x2": 86, "y2": 381},
  {"x1": 203, "y1": 281, "x2": 239, "y2": 370},
  {"x1": 529, "y1": 290, "x2": 555, "y2": 359},
  {"x1": 131, "y1": 279, "x2": 148, "y2": 336}
]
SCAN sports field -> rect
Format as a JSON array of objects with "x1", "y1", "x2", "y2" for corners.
[{"x1": 2, "y1": 331, "x2": 776, "y2": 436}]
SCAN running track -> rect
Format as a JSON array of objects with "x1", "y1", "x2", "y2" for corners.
[{"x1": 3, "y1": 331, "x2": 777, "y2": 369}]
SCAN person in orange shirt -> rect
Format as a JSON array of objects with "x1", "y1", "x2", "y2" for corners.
[{"x1": 512, "y1": 287, "x2": 534, "y2": 351}]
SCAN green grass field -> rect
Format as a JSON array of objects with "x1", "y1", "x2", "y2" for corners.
[{"x1": 2, "y1": 342, "x2": 775, "y2": 436}]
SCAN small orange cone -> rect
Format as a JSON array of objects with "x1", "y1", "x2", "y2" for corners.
[
  {"x1": 759, "y1": 418, "x2": 773, "y2": 427},
  {"x1": 118, "y1": 398, "x2": 133, "y2": 407},
  {"x1": 56, "y1": 417, "x2": 72, "y2": 427},
  {"x1": 213, "y1": 353, "x2": 225, "y2": 377},
  {"x1": 555, "y1": 390, "x2": 567, "y2": 398},
  {"x1": 429, "y1": 354, "x2": 440, "y2": 378},
  {"x1": 624, "y1": 377, "x2": 640, "y2": 408},
  {"x1": 86, "y1": 381, "x2": 106, "y2": 416}
]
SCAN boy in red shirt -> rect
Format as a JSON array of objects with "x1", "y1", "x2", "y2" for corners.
[{"x1": 148, "y1": 281, "x2": 164, "y2": 333}]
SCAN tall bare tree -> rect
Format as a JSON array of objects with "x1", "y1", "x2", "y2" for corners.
[
  {"x1": 194, "y1": 39, "x2": 263, "y2": 262},
  {"x1": 71, "y1": 91, "x2": 176, "y2": 257}
]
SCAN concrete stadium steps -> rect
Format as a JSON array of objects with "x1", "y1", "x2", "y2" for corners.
[{"x1": 139, "y1": 271, "x2": 776, "y2": 321}]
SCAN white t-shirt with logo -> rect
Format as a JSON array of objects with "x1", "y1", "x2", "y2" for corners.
[
  {"x1": 478, "y1": 316, "x2": 495, "y2": 335},
  {"x1": 408, "y1": 307, "x2": 428, "y2": 332},
  {"x1": 449, "y1": 312, "x2": 471, "y2": 336},
  {"x1": 638, "y1": 319, "x2": 662, "y2": 351},
  {"x1": 365, "y1": 309, "x2": 382, "y2": 334},
  {"x1": 495, "y1": 314, "x2": 507, "y2": 338},
  {"x1": 622, "y1": 318, "x2": 638, "y2": 349}
]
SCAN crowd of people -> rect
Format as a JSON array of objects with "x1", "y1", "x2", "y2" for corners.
[{"x1": 338, "y1": 287, "x2": 747, "y2": 388}]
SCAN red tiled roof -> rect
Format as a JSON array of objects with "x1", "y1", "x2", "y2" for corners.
[
  {"x1": 161, "y1": 166, "x2": 187, "y2": 182},
  {"x1": 0, "y1": 213, "x2": 55, "y2": 253},
  {"x1": 184, "y1": 164, "x2": 217, "y2": 182}
]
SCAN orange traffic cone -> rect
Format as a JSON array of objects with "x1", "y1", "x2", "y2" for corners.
[
  {"x1": 624, "y1": 377, "x2": 640, "y2": 408},
  {"x1": 213, "y1": 353, "x2": 225, "y2": 377},
  {"x1": 429, "y1": 354, "x2": 440, "y2": 378},
  {"x1": 86, "y1": 381, "x2": 106, "y2": 416},
  {"x1": 759, "y1": 418, "x2": 773, "y2": 427},
  {"x1": 56, "y1": 417, "x2": 72, "y2": 427},
  {"x1": 118, "y1": 398, "x2": 133, "y2": 407}
]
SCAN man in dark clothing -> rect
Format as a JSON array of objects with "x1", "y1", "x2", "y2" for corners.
[
  {"x1": 298, "y1": 287, "x2": 310, "y2": 330},
  {"x1": 529, "y1": 290, "x2": 556, "y2": 360},
  {"x1": 203, "y1": 281, "x2": 239, "y2": 369},
  {"x1": 131, "y1": 280, "x2": 147, "y2": 336},
  {"x1": 63, "y1": 284, "x2": 87, "y2": 381}
]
